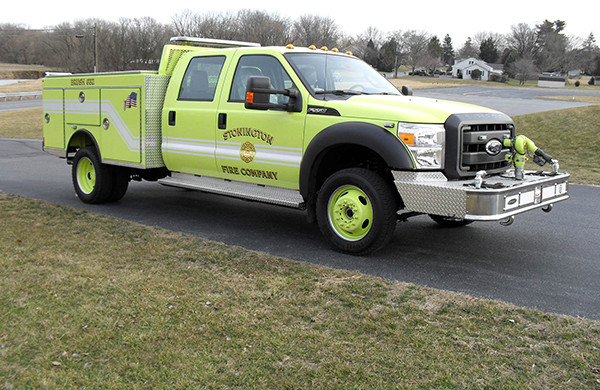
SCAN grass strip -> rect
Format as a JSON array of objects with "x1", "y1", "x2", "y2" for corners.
[
  {"x1": 1, "y1": 192, "x2": 599, "y2": 388},
  {"x1": 514, "y1": 105, "x2": 600, "y2": 186},
  {"x1": 0, "y1": 107, "x2": 42, "y2": 139},
  {"x1": 536, "y1": 95, "x2": 600, "y2": 104}
]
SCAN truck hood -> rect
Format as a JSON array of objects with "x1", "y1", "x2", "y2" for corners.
[{"x1": 323, "y1": 94, "x2": 499, "y2": 123}]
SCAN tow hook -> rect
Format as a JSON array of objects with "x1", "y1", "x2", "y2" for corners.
[
  {"x1": 542, "y1": 204, "x2": 553, "y2": 213},
  {"x1": 499, "y1": 216, "x2": 515, "y2": 226}
]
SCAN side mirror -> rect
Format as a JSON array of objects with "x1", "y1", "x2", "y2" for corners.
[
  {"x1": 245, "y1": 76, "x2": 302, "y2": 112},
  {"x1": 401, "y1": 85, "x2": 413, "y2": 96}
]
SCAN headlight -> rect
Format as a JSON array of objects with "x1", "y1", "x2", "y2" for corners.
[{"x1": 397, "y1": 122, "x2": 445, "y2": 169}]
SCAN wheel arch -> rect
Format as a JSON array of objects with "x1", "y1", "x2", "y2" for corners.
[
  {"x1": 299, "y1": 122, "x2": 414, "y2": 200},
  {"x1": 67, "y1": 129, "x2": 101, "y2": 162}
]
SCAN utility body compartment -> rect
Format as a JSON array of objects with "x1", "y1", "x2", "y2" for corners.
[{"x1": 43, "y1": 71, "x2": 170, "y2": 169}]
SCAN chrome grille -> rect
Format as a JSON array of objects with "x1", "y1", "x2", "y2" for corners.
[{"x1": 461, "y1": 123, "x2": 512, "y2": 173}]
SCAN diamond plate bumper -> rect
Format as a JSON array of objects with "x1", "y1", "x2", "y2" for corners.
[{"x1": 393, "y1": 170, "x2": 570, "y2": 221}]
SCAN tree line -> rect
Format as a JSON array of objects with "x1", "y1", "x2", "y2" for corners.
[{"x1": 1, "y1": 10, "x2": 599, "y2": 80}]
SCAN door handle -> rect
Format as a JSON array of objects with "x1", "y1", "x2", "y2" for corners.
[
  {"x1": 168, "y1": 111, "x2": 176, "y2": 126},
  {"x1": 218, "y1": 113, "x2": 227, "y2": 129}
]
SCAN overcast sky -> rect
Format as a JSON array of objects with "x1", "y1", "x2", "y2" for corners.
[{"x1": 2, "y1": 0, "x2": 597, "y2": 46}]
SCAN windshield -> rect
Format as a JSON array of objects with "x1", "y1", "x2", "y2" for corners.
[{"x1": 285, "y1": 52, "x2": 400, "y2": 99}]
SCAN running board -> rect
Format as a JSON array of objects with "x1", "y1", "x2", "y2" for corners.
[{"x1": 158, "y1": 172, "x2": 305, "y2": 209}]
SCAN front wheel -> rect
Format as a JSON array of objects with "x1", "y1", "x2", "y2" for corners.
[
  {"x1": 316, "y1": 168, "x2": 397, "y2": 255},
  {"x1": 72, "y1": 147, "x2": 113, "y2": 204}
]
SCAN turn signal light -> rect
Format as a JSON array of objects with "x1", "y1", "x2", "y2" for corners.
[
  {"x1": 398, "y1": 132, "x2": 415, "y2": 145},
  {"x1": 246, "y1": 92, "x2": 254, "y2": 103}
]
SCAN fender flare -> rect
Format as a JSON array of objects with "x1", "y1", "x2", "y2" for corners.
[
  {"x1": 299, "y1": 121, "x2": 414, "y2": 198},
  {"x1": 67, "y1": 129, "x2": 102, "y2": 161}
]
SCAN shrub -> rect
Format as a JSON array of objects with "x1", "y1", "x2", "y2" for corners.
[
  {"x1": 575, "y1": 80, "x2": 580, "y2": 87},
  {"x1": 589, "y1": 77, "x2": 595, "y2": 86},
  {"x1": 489, "y1": 73, "x2": 509, "y2": 83},
  {"x1": 470, "y1": 69, "x2": 482, "y2": 80}
]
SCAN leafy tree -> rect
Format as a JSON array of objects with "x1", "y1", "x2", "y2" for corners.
[{"x1": 442, "y1": 34, "x2": 455, "y2": 65}]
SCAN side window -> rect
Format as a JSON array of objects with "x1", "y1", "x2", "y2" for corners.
[
  {"x1": 229, "y1": 55, "x2": 295, "y2": 103},
  {"x1": 179, "y1": 56, "x2": 226, "y2": 101}
]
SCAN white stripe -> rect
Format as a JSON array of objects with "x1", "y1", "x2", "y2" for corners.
[{"x1": 60, "y1": 99, "x2": 141, "y2": 153}]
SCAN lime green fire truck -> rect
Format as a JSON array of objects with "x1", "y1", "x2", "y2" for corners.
[{"x1": 42, "y1": 37, "x2": 570, "y2": 254}]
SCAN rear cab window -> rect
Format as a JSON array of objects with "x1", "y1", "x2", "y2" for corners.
[{"x1": 179, "y1": 56, "x2": 226, "y2": 101}]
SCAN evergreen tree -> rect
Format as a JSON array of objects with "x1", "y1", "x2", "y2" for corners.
[
  {"x1": 442, "y1": 34, "x2": 455, "y2": 65},
  {"x1": 428, "y1": 36, "x2": 443, "y2": 60},
  {"x1": 479, "y1": 37, "x2": 499, "y2": 63},
  {"x1": 534, "y1": 19, "x2": 568, "y2": 72},
  {"x1": 458, "y1": 37, "x2": 478, "y2": 59}
]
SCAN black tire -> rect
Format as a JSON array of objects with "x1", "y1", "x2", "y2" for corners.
[
  {"x1": 106, "y1": 167, "x2": 129, "y2": 202},
  {"x1": 72, "y1": 147, "x2": 113, "y2": 204},
  {"x1": 316, "y1": 168, "x2": 397, "y2": 255},
  {"x1": 429, "y1": 214, "x2": 473, "y2": 227}
]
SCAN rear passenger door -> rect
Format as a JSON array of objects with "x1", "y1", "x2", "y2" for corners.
[{"x1": 162, "y1": 55, "x2": 227, "y2": 176}]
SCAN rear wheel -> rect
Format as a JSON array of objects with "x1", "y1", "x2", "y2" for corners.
[
  {"x1": 72, "y1": 147, "x2": 113, "y2": 204},
  {"x1": 106, "y1": 167, "x2": 129, "y2": 202},
  {"x1": 317, "y1": 168, "x2": 397, "y2": 255}
]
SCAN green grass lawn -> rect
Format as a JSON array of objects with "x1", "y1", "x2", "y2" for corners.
[
  {"x1": 0, "y1": 107, "x2": 42, "y2": 139},
  {"x1": 514, "y1": 105, "x2": 600, "y2": 186},
  {"x1": 1, "y1": 193, "x2": 599, "y2": 388}
]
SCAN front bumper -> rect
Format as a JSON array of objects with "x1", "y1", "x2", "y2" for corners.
[{"x1": 393, "y1": 170, "x2": 569, "y2": 221}]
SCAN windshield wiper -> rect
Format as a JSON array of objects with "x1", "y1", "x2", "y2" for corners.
[{"x1": 314, "y1": 89, "x2": 367, "y2": 96}]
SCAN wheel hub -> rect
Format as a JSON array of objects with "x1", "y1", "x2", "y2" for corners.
[{"x1": 329, "y1": 186, "x2": 373, "y2": 240}]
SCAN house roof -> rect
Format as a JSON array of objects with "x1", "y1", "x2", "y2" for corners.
[{"x1": 463, "y1": 62, "x2": 493, "y2": 72}]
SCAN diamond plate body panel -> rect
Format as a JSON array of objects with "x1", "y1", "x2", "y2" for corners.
[
  {"x1": 143, "y1": 75, "x2": 170, "y2": 168},
  {"x1": 394, "y1": 172, "x2": 468, "y2": 217}
]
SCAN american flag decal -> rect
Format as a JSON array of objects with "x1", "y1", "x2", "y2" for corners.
[{"x1": 124, "y1": 92, "x2": 138, "y2": 110}]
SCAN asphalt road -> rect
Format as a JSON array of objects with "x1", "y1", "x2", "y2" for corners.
[
  {"x1": 0, "y1": 99, "x2": 42, "y2": 112},
  {"x1": 1, "y1": 138, "x2": 599, "y2": 320},
  {"x1": 415, "y1": 86, "x2": 598, "y2": 116}
]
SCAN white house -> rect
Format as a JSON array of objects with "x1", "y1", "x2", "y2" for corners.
[{"x1": 452, "y1": 58, "x2": 501, "y2": 81}]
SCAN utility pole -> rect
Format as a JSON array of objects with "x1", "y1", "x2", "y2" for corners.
[{"x1": 76, "y1": 23, "x2": 98, "y2": 73}]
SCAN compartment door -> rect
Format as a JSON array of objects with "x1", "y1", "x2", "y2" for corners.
[
  {"x1": 99, "y1": 88, "x2": 142, "y2": 164},
  {"x1": 64, "y1": 88, "x2": 100, "y2": 126}
]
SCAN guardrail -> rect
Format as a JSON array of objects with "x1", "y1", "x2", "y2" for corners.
[{"x1": 0, "y1": 91, "x2": 42, "y2": 102}]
